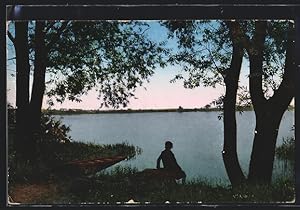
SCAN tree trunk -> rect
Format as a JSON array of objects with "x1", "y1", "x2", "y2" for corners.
[
  {"x1": 14, "y1": 21, "x2": 32, "y2": 161},
  {"x1": 28, "y1": 21, "x2": 47, "y2": 151},
  {"x1": 247, "y1": 21, "x2": 295, "y2": 184},
  {"x1": 248, "y1": 109, "x2": 284, "y2": 183},
  {"x1": 222, "y1": 26, "x2": 246, "y2": 186}
]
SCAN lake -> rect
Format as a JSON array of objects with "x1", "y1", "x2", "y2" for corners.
[{"x1": 57, "y1": 110, "x2": 295, "y2": 184}]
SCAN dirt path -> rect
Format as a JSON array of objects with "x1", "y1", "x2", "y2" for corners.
[{"x1": 9, "y1": 183, "x2": 59, "y2": 204}]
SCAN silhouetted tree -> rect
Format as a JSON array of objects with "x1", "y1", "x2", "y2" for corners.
[
  {"x1": 231, "y1": 21, "x2": 295, "y2": 184},
  {"x1": 162, "y1": 20, "x2": 246, "y2": 186},
  {"x1": 162, "y1": 20, "x2": 295, "y2": 185},
  {"x1": 8, "y1": 20, "x2": 168, "y2": 161},
  {"x1": 11, "y1": 21, "x2": 32, "y2": 162}
]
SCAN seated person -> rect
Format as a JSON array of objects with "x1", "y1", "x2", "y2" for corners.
[{"x1": 157, "y1": 140, "x2": 186, "y2": 183}]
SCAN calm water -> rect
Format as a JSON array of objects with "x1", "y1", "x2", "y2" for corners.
[{"x1": 57, "y1": 111, "x2": 294, "y2": 184}]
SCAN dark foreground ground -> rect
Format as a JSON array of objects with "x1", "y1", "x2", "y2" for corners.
[{"x1": 8, "y1": 141, "x2": 295, "y2": 205}]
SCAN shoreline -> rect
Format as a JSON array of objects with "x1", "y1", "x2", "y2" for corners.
[
  {"x1": 46, "y1": 108, "x2": 220, "y2": 115},
  {"x1": 42, "y1": 107, "x2": 271, "y2": 115}
]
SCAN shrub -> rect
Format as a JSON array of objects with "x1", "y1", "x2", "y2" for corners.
[
  {"x1": 40, "y1": 114, "x2": 72, "y2": 143},
  {"x1": 275, "y1": 137, "x2": 295, "y2": 161}
]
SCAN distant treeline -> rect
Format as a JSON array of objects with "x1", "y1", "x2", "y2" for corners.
[
  {"x1": 40, "y1": 105, "x2": 279, "y2": 115},
  {"x1": 44, "y1": 107, "x2": 218, "y2": 115}
]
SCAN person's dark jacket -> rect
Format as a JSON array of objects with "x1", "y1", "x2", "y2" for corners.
[{"x1": 157, "y1": 149, "x2": 182, "y2": 171}]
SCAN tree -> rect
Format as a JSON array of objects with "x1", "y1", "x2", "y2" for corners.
[
  {"x1": 13, "y1": 21, "x2": 32, "y2": 162},
  {"x1": 44, "y1": 21, "x2": 167, "y2": 108},
  {"x1": 8, "y1": 20, "x2": 168, "y2": 161},
  {"x1": 162, "y1": 20, "x2": 294, "y2": 185},
  {"x1": 222, "y1": 21, "x2": 246, "y2": 186},
  {"x1": 29, "y1": 21, "x2": 47, "y2": 157},
  {"x1": 232, "y1": 21, "x2": 296, "y2": 183},
  {"x1": 162, "y1": 20, "x2": 246, "y2": 186}
]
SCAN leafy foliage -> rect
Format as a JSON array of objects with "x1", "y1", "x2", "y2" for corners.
[
  {"x1": 262, "y1": 21, "x2": 290, "y2": 95},
  {"x1": 162, "y1": 20, "x2": 231, "y2": 89},
  {"x1": 40, "y1": 114, "x2": 72, "y2": 143},
  {"x1": 33, "y1": 21, "x2": 169, "y2": 108},
  {"x1": 207, "y1": 95, "x2": 224, "y2": 120},
  {"x1": 9, "y1": 21, "x2": 169, "y2": 108},
  {"x1": 162, "y1": 20, "x2": 292, "y2": 105}
]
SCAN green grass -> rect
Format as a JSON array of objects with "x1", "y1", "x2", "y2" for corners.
[
  {"x1": 56, "y1": 166, "x2": 295, "y2": 204},
  {"x1": 8, "y1": 138, "x2": 295, "y2": 204},
  {"x1": 38, "y1": 141, "x2": 140, "y2": 163},
  {"x1": 8, "y1": 140, "x2": 295, "y2": 204},
  {"x1": 8, "y1": 141, "x2": 140, "y2": 184}
]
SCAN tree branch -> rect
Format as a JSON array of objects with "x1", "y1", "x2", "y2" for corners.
[
  {"x1": 205, "y1": 43, "x2": 224, "y2": 76},
  {"x1": 7, "y1": 57, "x2": 16, "y2": 61},
  {"x1": 248, "y1": 21, "x2": 268, "y2": 111},
  {"x1": 7, "y1": 31, "x2": 15, "y2": 45},
  {"x1": 269, "y1": 22, "x2": 295, "y2": 111},
  {"x1": 252, "y1": 21, "x2": 268, "y2": 56},
  {"x1": 227, "y1": 23, "x2": 244, "y2": 82},
  {"x1": 226, "y1": 20, "x2": 268, "y2": 112},
  {"x1": 225, "y1": 21, "x2": 251, "y2": 53}
]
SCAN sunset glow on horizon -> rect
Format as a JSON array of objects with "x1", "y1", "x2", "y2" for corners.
[
  {"x1": 7, "y1": 63, "x2": 226, "y2": 110},
  {"x1": 40, "y1": 67, "x2": 226, "y2": 110}
]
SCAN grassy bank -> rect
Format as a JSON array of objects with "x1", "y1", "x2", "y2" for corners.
[
  {"x1": 8, "y1": 139, "x2": 295, "y2": 204},
  {"x1": 8, "y1": 109, "x2": 140, "y2": 185},
  {"x1": 8, "y1": 135, "x2": 295, "y2": 204},
  {"x1": 26, "y1": 165, "x2": 294, "y2": 204},
  {"x1": 8, "y1": 141, "x2": 142, "y2": 204},
  {"x1": 8, "y1": 141, "x2": 139, "y2": 183}
]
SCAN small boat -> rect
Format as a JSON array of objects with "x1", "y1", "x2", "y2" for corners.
[{"x1": 57, "y1": 155, "x2": 127, "y2": 176}]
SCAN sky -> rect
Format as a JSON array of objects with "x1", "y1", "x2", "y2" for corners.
[
  {"x1": 7, "y1": 56, "x2": 227, "y2": 110},
  {"x1": 6, "y1": 20, "x2": 282, "y2": 110},
  {"x1": 47, "y1": 66, "x2": 226, "y2": 110}
]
